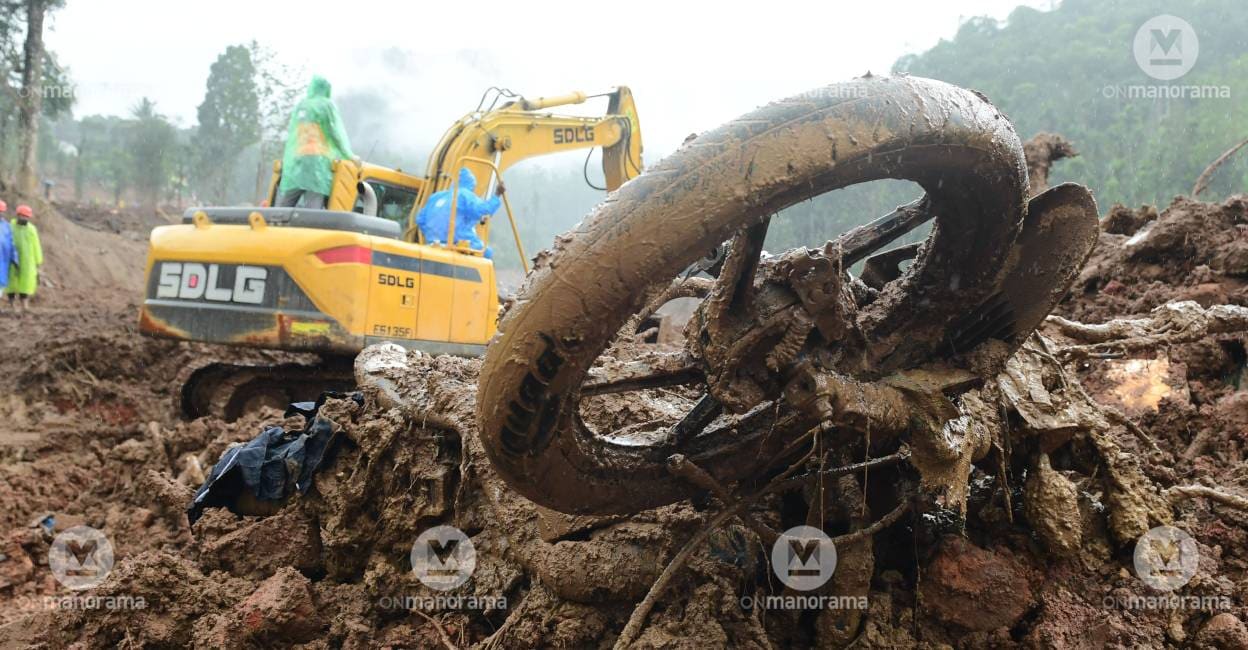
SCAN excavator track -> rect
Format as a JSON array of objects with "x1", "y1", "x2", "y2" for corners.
[{"x1": 176, "y1": 357, "x2": 355, "y2": 421}]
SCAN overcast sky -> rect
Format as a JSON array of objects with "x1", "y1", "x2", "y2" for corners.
[{"x1": 45, "y1": 0, "x2": 1050, "y2": 161}]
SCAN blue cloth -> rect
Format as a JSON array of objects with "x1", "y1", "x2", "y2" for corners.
[
  {"x1": 416, "y1": 168, "x2": 500, "y2": 251},
  {"x1": 0, "y1": 220, "x2": 17, "y2": 287}
]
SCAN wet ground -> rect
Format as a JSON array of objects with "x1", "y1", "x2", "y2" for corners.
[{"x1": 0, "y1": 190, "x2": 1244, "y2": 648}]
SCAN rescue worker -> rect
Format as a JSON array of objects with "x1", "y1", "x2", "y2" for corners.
[
  {"x1": 5, "y1": 204, "x2": 42, "y2": 314},
  {"x1": 416, "y1": 167, "x2": 504, "y2": 256},
  {"x1": 276, "y1": 75, "x2": 355, "y2": 209},
  {"x1": 0, "y1": 201, "x2": 17, "y2": 313}
]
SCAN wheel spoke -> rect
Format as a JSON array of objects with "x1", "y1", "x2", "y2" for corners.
[
  {"x1": 831, "y1": 196, "x2": 933, "y2": 266},
  {"x1": 581, "y1": 365, "x2": 705, "y2": 397},
  {"x1": 706, "y1": 219, "x2": 770, "y2": 324},
  {"x1": 671, "y1": 394, "x2": 723, "y2": 446}
]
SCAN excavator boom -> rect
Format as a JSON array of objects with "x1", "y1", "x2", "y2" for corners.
[{"x1": 420, "y1": 87, "x2": 642, "y2": 206}]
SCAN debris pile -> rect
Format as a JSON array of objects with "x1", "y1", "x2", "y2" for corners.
[{"x1": 0, "y1": 193, "x2": 1244, "y2": 648}]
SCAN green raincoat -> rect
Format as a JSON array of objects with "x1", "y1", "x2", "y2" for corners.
[
  {"x1": 278, "y1": 76, "x2": 354, "y2": 197},
  {"x1": 5, "y1": 220, "x2": 42, "y2": 296}
]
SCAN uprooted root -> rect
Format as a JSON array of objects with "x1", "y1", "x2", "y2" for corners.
[{"x1": 1049, "y1": 301, "x2": 1248, "y2": 359}]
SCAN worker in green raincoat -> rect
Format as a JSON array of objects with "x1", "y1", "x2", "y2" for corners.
[
  {"x1": 276, "y1": 75, "x2": 355, "y2": 209},
  {"x1": 5, "y1": 204, "x2": 42, "y2": 314}
]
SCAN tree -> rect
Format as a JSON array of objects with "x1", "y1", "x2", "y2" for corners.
[
  {"x1": 0, "y1": 1, "x2": 70, "y2": 183},
  {"x1": 248, "y1": 41, "x2": 303, "y2": 198},
  {"x1": 193, "y1": 45, "x2": 260, "y2": 203},
  {"x1": 15, "y1": 0, "x2": 63, "y2": 194},
  {"x1": 128, "y1": 98, "x2": 177, "y2": 207}
]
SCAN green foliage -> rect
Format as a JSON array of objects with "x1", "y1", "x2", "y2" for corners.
[
  {"x1": 0, "y1": 0, "x2": 73, "y2": 177},
  {"x1": 128, "y1": 98, "x2": 177, "y2": 205},
  {"x1": 249, "y1": 41, "x2": 304, "y2": 198},
  {"x1": 893, "y1": 0, "x2": 1248, "y2": 207},
  {"x1": 42, "y1": 42, "x2": 297, "y2": 207},
  {"x1": 193, "y1": 44, "x2": 260, "y2": 202}
]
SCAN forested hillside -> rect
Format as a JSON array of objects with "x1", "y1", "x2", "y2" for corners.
[{"x1": 894, "y1": 0, "x2": 1247, "y2": 207}]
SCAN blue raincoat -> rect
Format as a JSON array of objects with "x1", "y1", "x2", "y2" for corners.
[
  {"x1": 0, "y1": 220, "x2": 16, "y2": 288},
  {"x1": 416, "y1": 168, "x2": 500, "y2": 252}
]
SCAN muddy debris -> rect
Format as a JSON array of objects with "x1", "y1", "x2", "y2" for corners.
[{"x1": 0, "y1": 194, "x2": 1245, "y2": 648}]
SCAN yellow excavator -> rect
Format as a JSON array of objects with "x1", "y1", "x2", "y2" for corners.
[{"x1": 140, "y1": 87, "x2": 643, "y2": 419}]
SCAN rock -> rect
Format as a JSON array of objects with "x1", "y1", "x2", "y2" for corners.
[
  {"x1": 1101, "y1": 204, "x2": 1157, "y2": 236},
  {"x1": 235, "y1": 567, "x2": 322, "y2": 642},
  {"x1": 1214, "y1": 237, "x2": 1248, "y2": 276},
  {"x1": 920, "y1": 535, "x2": 1035, "y2": 631},
  {"x1": 138, "y1": 470, "x2": 195, "y2": 517},
  {"x1": 1177, "y1": 282, "x2": 1230, "y2": 307},
  {"x1": 198, "y1": 508, "x2": 322, "y2": 579},
  {"x1": 1195, "y1": 613, "x2": 1248, "y2": 650},
  {"x1": 1024, "y1": 454, "x2": 1082, "y2": 557}
]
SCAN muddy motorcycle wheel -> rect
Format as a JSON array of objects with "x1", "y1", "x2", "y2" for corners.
[{"x1": 477, "y1": 76, "x2": 1029, "y2": 515}]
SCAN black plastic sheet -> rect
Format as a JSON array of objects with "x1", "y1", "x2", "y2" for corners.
[{"x1": 187, "y1": 392, "x2": 361, "y2": 526}]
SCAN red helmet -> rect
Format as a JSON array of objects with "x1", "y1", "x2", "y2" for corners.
[
  {"x1": 0, "y1": 200, "x2": 6, "y2": 213},
  {"x1": 15, "y1": 205, "x2": 32, "y2": 219}
]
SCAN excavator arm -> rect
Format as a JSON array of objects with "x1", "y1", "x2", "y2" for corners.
[{"x1": 414, "y1": 86, "x2": 643, "y2": 239}]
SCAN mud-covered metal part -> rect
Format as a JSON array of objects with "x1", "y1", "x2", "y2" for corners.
[
  {"x1": 833, "y1": 198, "x2": 932, "y2": 268},
  {"x1": 580, "y1": 356, "x2": 703, "y2": 397},
  {"x1": 782, "y1": 364, "x2": 912, "y2": 435},
  {"x1": 476, "y1": 76, "x2": 1062, "y2": 515},
  {"x1": 687, "y1": 222, "x2": 778, "y2": 412},
  {"x1": 861, "y1": 243, "x2": 921, "y2": 291}
]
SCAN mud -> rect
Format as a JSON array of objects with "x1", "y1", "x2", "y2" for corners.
[
  {"x1": 0, "y1": 190, "x2": 1245, "y2": 647},
  {"x1": 1024, "y1": 132, "x2": 1079, "y2": 195}
]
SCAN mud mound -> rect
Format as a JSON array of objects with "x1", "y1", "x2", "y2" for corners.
[
  {"x1": 1064, "y1": 194, "x2": 1248, "y2": 323},
  {"x1": 7, "y1": 196, "x2": 149, "y2": 297},
  {"x1": 0, "y1": 403, "x2": 285, "y2": 628},
  {"x1": 0, "y1": 291, "x2": 317, "y2": 439},
  {"x1": 1058, "y1": 195, "x2": 1247, "y2": 485},
  {"x1": 4, "y1": 322, "x2": 1243, "y2": 647},
  {"x1": 52, "y1": 201, "x2": 175, "y2": 240}
]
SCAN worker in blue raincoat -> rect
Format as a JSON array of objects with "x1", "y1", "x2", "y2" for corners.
[
  {"x1": 416, "y1": 168, "x2": 503, "y2": 256},
  {"x1": 0, "y1": 200, "x2": 17, "y2": 311}
]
